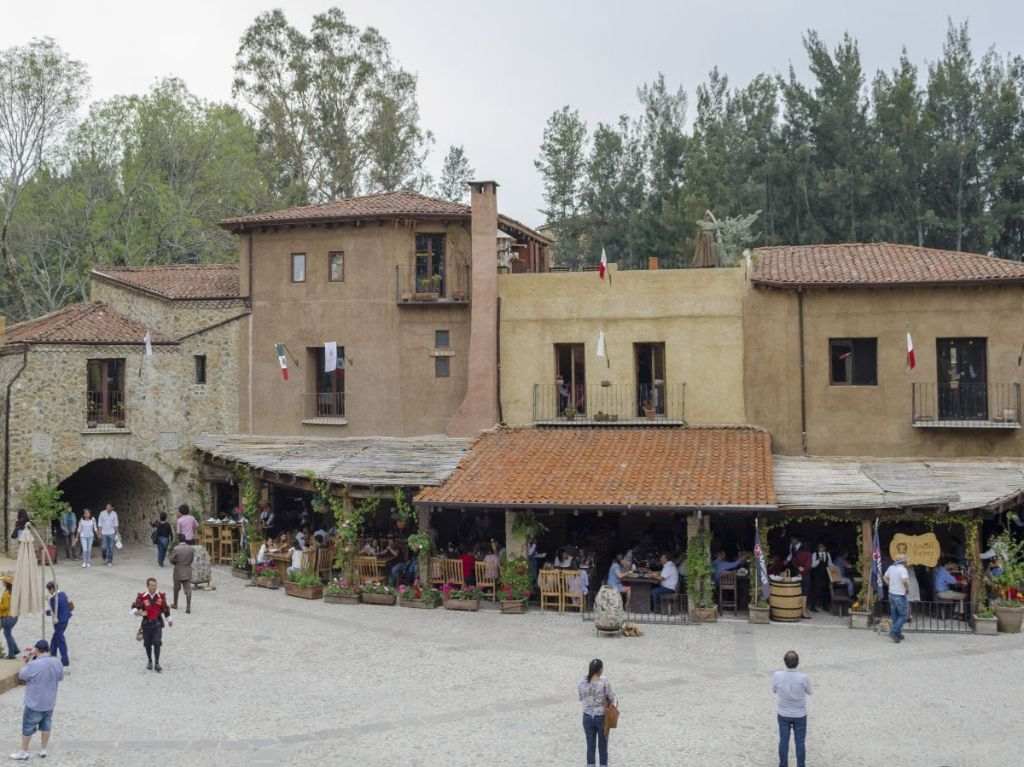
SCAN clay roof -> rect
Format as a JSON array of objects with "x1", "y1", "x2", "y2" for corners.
[
  {"x1": 220, "y1": 191, "x2": 552, "y2": 244},
  {"x1": 750, "y1": 243, "x2": 1024, "y2": 288},
  {"x1": 416, "y1": 427, "x2": 776, "y2": 510},
  {"x1": 91, "y1": 264, "x2": 240, "y2": 300},
  {"x1": 4, "y1": 303, "x2": 173, "y2": 346}
]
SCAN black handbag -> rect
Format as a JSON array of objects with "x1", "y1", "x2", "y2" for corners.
[{"x1": 151, "y1": 529, "x2": 160, "y2": 544}]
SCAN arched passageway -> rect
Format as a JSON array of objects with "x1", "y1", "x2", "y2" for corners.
[{"x1": 58, "y1": 459, "x2": 172, "y2": 544}]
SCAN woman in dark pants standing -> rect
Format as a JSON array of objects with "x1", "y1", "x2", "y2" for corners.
[
  {"x1": 577, "y1": 658, "x2": 616, "y2": 767},
  {"x1": 151, "y1": 512, "x2": 173, "y2": 567}
]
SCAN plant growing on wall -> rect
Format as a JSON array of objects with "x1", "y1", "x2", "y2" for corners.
[
  {"x1": 990, "y1": 531, "x2": 1024, "y2": 607},
  {"x1": 311, "y1": 471, "x2": 376, "y2": 581},
  {"x1": 392, "y1": 488, "x2": 414, "y2": 529},
  {"x1": 686, "y1": 528, "x2": 715, "y2": 609},
  {"x1": 237, "y1": 467, "x2": 262, "y2": 543},
  {"x1": 23, "y1": 474, "x2": 70, "y2": 544},
  {"x1": 511, "y1": 511, "x2": 548, "y2": 540}
]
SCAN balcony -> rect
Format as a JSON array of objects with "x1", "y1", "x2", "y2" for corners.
[
  {"x1": 395, "y1": 264, "x2": 471, "y2": 305},
  {"x1": 911, "y1": 382, "x2": 1021, "y2": 429},
  {"x1": 303, "y1": 392, "x2": 346, "y2": 426},
  {"x1": 532, "y1": 383, "x2": 686, "y2": 426},
  {"x1": 86, "y1": 390, "x2": 126, "y2": 429}
]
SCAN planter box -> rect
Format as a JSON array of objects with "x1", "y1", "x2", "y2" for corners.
[
  {"x1": 285, "y1": 582, "x2": 324, "y2": 600},
  {"x1": 412, "y1": 292, "x2": 440, "y2": 302},
  {"x1": 748, "y1": 606, "x2": 770, "y2": 624},
  {"x1": 849, "y1": 610, "x2": 871, "y2": 629},
  {"x1": 974, "y1": 616, "x2": 998, "y2": 636},
  {"x1": 693, "y1": 606, "x2": 717, "y2": 623},
  {"x1": 500, "y1": 599, "x2": 527, "y2": 614},
  {"x1": 444, "y1": 599, "x2": 480, "y2": 612},
  {"x1": 324, "y1": 593, "x2": 361, "y2": 605},
  {"x1": 400, "y1": 598, "x2": 440, "y2": 609},
  {"x1": 231, "y1": 567, "x2": 251, "y2": 580},
  {"x1": 254, "y1": 576, "x2": 281, "y2": 590},
  {"x1": 362, "y1": 592, "x2": 397, "y2": 606},
  {"x1": 995, "y1": 604, "x2": 1024, "y2": 633}
]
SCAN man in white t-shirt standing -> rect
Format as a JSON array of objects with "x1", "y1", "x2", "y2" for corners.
[
  {"x1": 650, "y1": 553, "x2": 679, "y2": 613},
  {"x1": 884, "y1": 554, "x2": 911, "y2": 642},
  {"x1": 772, "y1": 650, "x2": 811, "y2": 767},
  {"x1": 97, "y1": 504, "x2": 119, "y2": 567}
]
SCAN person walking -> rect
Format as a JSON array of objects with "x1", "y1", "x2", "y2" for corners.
[
  {"x1": 773, "y1": 650, "x2": 812, "y2": 767},
  {"x1": 577, "y1": 658, "x2": 615, "y2": 767},
  {"x1": 151, "y1": 512, "x2": 173, "y2": 568},
  {"x1": 884, "y1": 554, "x2": 911, "y2": 643},
  {"x1": 44, "y1": 582, "x2": 72, "y2": 669},
  {"x1": 131, "y1": 577, "x2": 172, "y2": 672},
  {"x1": 10, "y1": 639, "x2": 64, "y2": 760},
  {"x1": 169, "y1": 537, "x2": 194, "y2": 613},
  {"x1": 77, "y1": 509, "x2": 96, "y2": 568},
  {"x1": 58, "y1": 508, "x2": 77, "y2": 562},
  {"x1": 0, "y1": 577, "x2": 18, "y2": 659},
  {"x1": 175, "y1": 504, "x2": 198, "y2": 545},
  {"x1": 97, "y1": 504, "x2": 119, "y2": 566}
]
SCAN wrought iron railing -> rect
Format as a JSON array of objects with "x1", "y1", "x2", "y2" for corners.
[
  {"x1": 86, "y1": 390, "x2": 126, "y2": 427},
  {"x1": 395, "y1": 264, "x2": 471, "y2": 303},
  {"x1": 911, "y1": 382, "x2": 1021, "y2": 427},
  {"x1": 308, "y1": 392, "x2": 345, "y2": 418},
  {"x1": 532, "y1": 382, "x2": 686, "y2": 423},
  {"x1": 876, "y1": 599, "x2": 974, "y2": 634}
]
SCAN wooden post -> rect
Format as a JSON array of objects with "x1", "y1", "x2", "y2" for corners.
[
  {"x1": 417, "y1": 504, "x2": 432, "y2": 586},
  {"x1": 505, "y1": 510, "x2": 527, "y2": 558},
  {"x1": 968, "y1": 518, "x2": 982, "y2": 617},
  {"x1": 686, "y1": 514, "x2": 701, "y2": 619},
  {"x1": 861, "y1": 518, "x2": 873, "y2": 610}
]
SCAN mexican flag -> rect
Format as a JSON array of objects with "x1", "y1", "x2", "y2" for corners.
[
  {"x1": 906, "y1": 332, "x2": 916, "y2": 370},
  {"x1": 275, "y1": 344, "x2": 289, "y2": 380},
  {"x1": 598, "y1": 248, "x2": 607, "y2": 280}
]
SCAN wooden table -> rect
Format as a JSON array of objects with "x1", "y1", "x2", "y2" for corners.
[
  {"x1": 268, "y1": 552, "x2": 291, "y2": 581},
  {"x1": 620, "y1": 574, "x2": 662, "y2": 613}
]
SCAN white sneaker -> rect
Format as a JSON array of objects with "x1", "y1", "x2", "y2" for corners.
[
  {"x1": 81, "y1": 562, "x2": 86, "y2": 568},
  {"x1": 9, "y1": 751, "x2": 29, "y2": 760},
  {"x1": 38, "y1": 749, "x2": 45, "y2": 758}
]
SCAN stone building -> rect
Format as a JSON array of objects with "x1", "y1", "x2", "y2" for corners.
[{"x1": 0, "y1": 265, "x2": 247, "y2": 547}]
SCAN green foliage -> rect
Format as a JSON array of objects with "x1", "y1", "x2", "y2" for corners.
[
  {"x1": 511, "y1": 511, "x2": 548, "y2": 540},
  {"x1": 435, "y1": 145, "x2": 473, "y2": 203},
  {"x1": 233, "y1": 550, "x2": 250, "y2": 570},
  {"x1": 447, "y1": 587, "x2": 484, "y2": 601},
  {"x1": 392, "y1": 488, "x2": 414, "y2": 525},
  {"x1": 990, "y1": 531, "x2": 1024, "y2": 606},
  {"x1": 686, "y1": 528, "x2": 715, "y2": 609},
  {"x1": 500, "y1": 556, "x2": 532, "y2": 601},
  {"x1": 237, "y1": 467, "x2": 262, "y2": 543},
  {"x1": 406, "y1": 531, "x2": 431, "y2": 553},
  {"x1": 287, "y1": 569, "x2": 321, "y2": 588},
  {"x1": 324, "y1": 577, "x2": 361, "y2": 597},
  {"x1": 398, "y1": 583, "x2": 441, "y2": 605},
  {"x1": 362, "y1": 582, "x2": 395, "y2": 596},
  {"x1": 23, "y1": 474, "x2": 70, "y2": 543}
]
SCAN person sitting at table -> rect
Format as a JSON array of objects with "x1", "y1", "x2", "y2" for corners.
[
  {"x1": 607, "y1": 554, "x2": 631, "y2": 607},
  {"x1": 567, "y1": 560, "x2": 589, "y2": 607},
  {"x1": 287, "y1": 538, "x2": 307, "y2": 575},
  {"x1": 256, "y1": 539, "x2": 271, "y2": 565},
  {"x1": 359, "y1": 539, "x2": 379, "y2": 557},
  {"x1": 933, "y1": 560, "x2": 965, "y2": 602},
  {"x1": 389, "y1": 550, "x2": 417, "y2": 587},
  {"x1": 712, "y1": 550, "x2": 743, "y2": 585},
  {"x1": 650, "y1": 553, "x2": 679, "y2": 613},
  {"x1": 483, "y1": 547, "x2": 500, "y2": 582},
  {"x1": 460, "y1": 546, "x2": 477, "y2": 586},
  {"x1": 832, "y1": 550, "x2": 855, "y2": 597},
  {"x1": 553, "y1": 549, "x2": 573, "y2": 569}
]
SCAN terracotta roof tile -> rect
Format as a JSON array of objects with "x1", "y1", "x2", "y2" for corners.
[
  {"x1": 4, "y1": 303, "x2": 173, "y2": 346},
  {"x1": 91, "y1": 264, "x2": 240, "y2": 300},
  {"x1": 751, "y1": 243, "x2": 1024, "y2": 288},
  {"x1": 416, "y1": 427, "x2": 776, "y2": 509}
]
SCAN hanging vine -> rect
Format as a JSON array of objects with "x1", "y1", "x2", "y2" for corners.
[{"x1": 236, "y1": 467, "x2": 262, "y2": 544}]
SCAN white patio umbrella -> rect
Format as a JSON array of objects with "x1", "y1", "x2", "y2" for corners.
[{"x1": 10, "y1": 523, "x2": 55, "y2": 639}]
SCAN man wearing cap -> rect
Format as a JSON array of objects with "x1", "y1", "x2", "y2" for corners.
[
  {"x1": 884, "y1": 554, "x2": 911, "y2": 643},
  {"x1": 11, "y1": 639, "x2": 64, "y2": 760}
]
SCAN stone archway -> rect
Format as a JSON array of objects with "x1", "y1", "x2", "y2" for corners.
[{"x1": 58, "y1": 459, "x2": 172, "y2": 545}]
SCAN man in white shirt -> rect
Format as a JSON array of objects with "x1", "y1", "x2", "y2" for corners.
[
  {"x1": 884, "y1": 554, "x2": 911, "y2": 643},
  {"x1": 650, "y1": 553, "x2": 679, "y2": 613},
  {"x1": 97, "y1": 505, "x2": 119, "y2": 566},
  {"x1": 772, "y1": 650, "x2": 811, "y2": 767}
]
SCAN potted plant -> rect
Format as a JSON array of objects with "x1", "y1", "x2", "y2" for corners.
[
  {"x1": 24, "y1": 475, "x2": 67, "y2": 565},
  {"x1": 284, "y1": 569, "x2": 324, "y2": 600},
  {"x1": 642, "y1": 400, "x2": 656, "y2": 420},
  {"x1": 499, "y1": 557, "x2": 531, "y2": 614},
  {"x1": 443, "y1": 584, "x2": 482, "y2": 611},
  {"x1": 392, "y1": 488, "x2": 414, "y2": 531},
  {"x1": 686, "y1": 530, "x2": 717, "y2": 622},
  {"x1": 231, "y1": 550, "x2": 251, "y2": 579},
  {"x1": 399, "y1": 581, "x2": 442, "y2": 609},
  {"x1": 253, "y1": 562, "x2": 281, "y2": 589},
  {"x1": 324, "y1": 577, "x2": 361, "y2": 605},
  {"x1": 361, "y1": 582, "x2": 397, "y2": 606},
  {"x1": 562, "y1": 406, "x2": 576, "y2": 421},
  {"x1": 990, "y1": 532, "x2": 1024, "y2": 633},
  {"x1": 974, "y1": 600, "x2": 998, "y2": 636}
]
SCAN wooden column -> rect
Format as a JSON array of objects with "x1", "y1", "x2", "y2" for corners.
[
  {"x1": 417, "y1": 504, "x2": 432, "y2": 586},
  {"x1": 505, "y1": 510, "x2": 527, "y2": 558},
  {"x1": 861, "y1": 518, "x2": 873, "y2": 609},
  {"x1": 685, "y1": 513, "x2": 702, "y2": 618},
  {"x1": 968, "y1": 518, "x2": 982, "y2": 616}
]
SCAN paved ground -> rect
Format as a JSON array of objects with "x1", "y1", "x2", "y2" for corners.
[{"x1": 0, "y1": 548, "x2": 1018, "y2": 766}]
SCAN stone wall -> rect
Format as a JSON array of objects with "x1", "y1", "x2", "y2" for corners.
[{"x1": 90, "y1": 278, "x2": 248, "y2": 339}]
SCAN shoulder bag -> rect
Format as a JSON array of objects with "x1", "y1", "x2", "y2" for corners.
[{"x1": 603, "y1": 680, "x2": 619, "y2": 735}]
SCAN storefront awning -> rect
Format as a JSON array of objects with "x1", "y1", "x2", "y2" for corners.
[
  {"x1": 194, "y1": 434, "x2": 470, "y2": 487},
  {"x1": 415, "y1": 426, "x2": 777, "y2": 512},
  {"x1": 774, "y1": 456, "x2": 1024, "y2": 514}
]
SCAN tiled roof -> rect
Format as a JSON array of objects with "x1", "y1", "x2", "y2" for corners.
[
  {"x1": 416, "y1": 427, "x2": 776, "y2": 510},
  {"x1": 4, "y1": 303, "x2": 173, "y2": 346},
  {"x1": 750, "y1": 243, "x2": 1024, "y2": 288},
  {"x1": 91, "y1": 264, "x2": 240, "y2": 300}
]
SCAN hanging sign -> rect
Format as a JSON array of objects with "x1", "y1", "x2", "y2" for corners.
[{"x1": 889, "y1": 532, "x2": 941, "y2": 567}]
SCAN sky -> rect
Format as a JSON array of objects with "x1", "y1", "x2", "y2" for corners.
[{"x1": 4, "y1": 1, "x2": 1024, "y2": 227}]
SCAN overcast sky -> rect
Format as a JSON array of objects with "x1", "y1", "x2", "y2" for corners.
[{"x1": 5, "y1": 1, "x2": 1024, "y2": 226}]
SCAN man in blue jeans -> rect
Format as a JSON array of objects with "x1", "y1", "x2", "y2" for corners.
[
  {"x1": 772, "y1": 650, "x2": 811, "y2": 767},
  {"x1": 97, "y1": 504, "x2": 119, "y2": 565},
  {"x1": 11, "y1": 640, "x2": 64, "y2": 760},
  {"x1": 884, "y1": 554, "x2": 911, "y2": 642},
  {"x1": 45, "y1": 582, "x2": 72, "y2": 668}
]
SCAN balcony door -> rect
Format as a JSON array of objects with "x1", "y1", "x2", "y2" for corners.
[
  {"x1": 311, "y1": 347, "x2": 345, "y2": 417},
  {"x1": 635, "y1": 342, "x2": 666, "y2": 416},
  {"x1": 937, "y1": 338, "x2": 987, "y2": 420},
  {"x1": 554, "y1": 343, "x2": 586, "y2": 416},
  {"x1": 414, "y1": 234, "x2": 445, "y2": 296}
]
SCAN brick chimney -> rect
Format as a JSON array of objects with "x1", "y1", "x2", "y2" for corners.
[{"x1": 447, "y1": 181, "x2": 500, "y2": 437}]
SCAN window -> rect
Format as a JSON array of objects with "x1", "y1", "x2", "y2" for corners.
[
  {"x1": 435, "y1": 356, "x2": 450, "y2": 378},
  {"x1": 829, "y1": 338, "x2": 878, "y2": 385},
  {"x1": 309, "y1": 346, "x2": 345, "y2": 417},
  {"x1": 937, "y1": 337, "x2": 988, "y2": 420},
  {"x1": 554, "y1": 343, "x2": 586, "y2": 415},
  {"x1": 634, "y1": 342, "x2": 666, "y2": 416},
  {"x1": 435, "y1": 329, "x2": 450, "y2": 349},
  {"x1": 291, "y1": 253, "x2": 306, "y2": 282},
  {"x1": 86, "y1": 358, "x2": 126, "y2": 426},
  {"x1": 194, "y1": 355, "x2": 207, "y2": 385},
  {"x1": 328, "y1": 251, "x2": 344, "y2": 282},
  {"x1": 414, "y1": 234, "x2": 445, "y2": 296}
]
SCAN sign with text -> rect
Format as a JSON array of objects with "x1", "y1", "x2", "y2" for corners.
[{"x1": 889, "y1": 532, "x2": 941, "y2": 567}]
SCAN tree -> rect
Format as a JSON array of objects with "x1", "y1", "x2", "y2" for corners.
[
  {"x1": 978, "y1": 52, "x2": 1024, "y2": 259},
  {"x1": 583, "y1": 116, "x2": 645, "y2": 268},
  {"x1": 535, "y1": 106, "x2": 589, "y2": 267},
  {"x1": 436, "y1": 145, "x2": 473, "y2": 202},
  {"x1": 363, "y1": 69, "x2": 433, "y2": 193},
  {"x1": 0, "y1": 38, "x2": 89, "y2": 319}
]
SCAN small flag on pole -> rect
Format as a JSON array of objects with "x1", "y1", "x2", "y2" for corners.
[
  {"x1": 754, "y1": 518, "x2": 770, "y2": 601},
  {"x1": 906, "y1": 332, "x2": 916, "y2": 370},
  {"x1": 275, "y1": 344, "x2": 289, "y2": 380},
  {"x1": 143, "y1": 331, "x2": 153, "y2": 357},
  {"x1": 596, "y1": 331, "x2": 606, "y2": 359},
  {"x1": 324, "y1": 341, "x2": 338, "y2": 373},
  {"x1": 598, "y1": 248, "x2": 607, "y2": 280}
]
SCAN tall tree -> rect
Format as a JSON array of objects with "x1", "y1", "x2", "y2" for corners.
[
  {"x1": 0, "y1": 38, "x2": 88, "y2": 319},
  {"x1": 978, "y1": 52, "x2": 1024, "y2": 258},
  {"x1": 436, "y1": 145, "x2": 474, "y2": 202},
  {"x1": 535, "y1": 106, "x2": 588, "y2": 267},
  {"x1": 583, "y1": 116, "x2": 645, "y2": 268}
]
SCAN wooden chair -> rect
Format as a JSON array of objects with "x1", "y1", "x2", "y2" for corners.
[
  {"x1": 355, "y1": 556, "x2": 383, "y2": 584},
  {"x1": 561, "y1": 569, "x2": 585, "y2": 613},
  {"x1": 429, "y1": 557, "x2": 445, "y2": 588},
  {"x1": 249, "y1": 541, "x2": 261, "y2": 565},
  {"x1": 217, "y1": 526, "x2": 237, "y2": 565},
  {"x1": 718, "y1": 572, "x2": 739, "y2": 616},
  {"x1": 442, "y1": 558, "x2": 464, "y2": 588},
  {"x1": 475, "y1": 561, "x2": 497, "y2": 601},
  {"x1": 199, "y1": 526, "x2": 216, "y2": 562},
  {"x1": 315, "y1": 546, "x2": 335, "y2": 582},
  {"x1": 538, "y1": 569, "x2": 563, "y2": 612}
]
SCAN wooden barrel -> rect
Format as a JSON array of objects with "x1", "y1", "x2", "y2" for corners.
[{"x1": 769, "y1": 578, "x2": 803, "y2": 622}]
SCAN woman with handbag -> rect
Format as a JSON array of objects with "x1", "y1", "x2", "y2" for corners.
[
  {"x1": 150, "y1": 513, "x2": 173, "y2": 567},
  {"x1": 577, "y1": 658, "x2": 617, "y2": 767}
]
